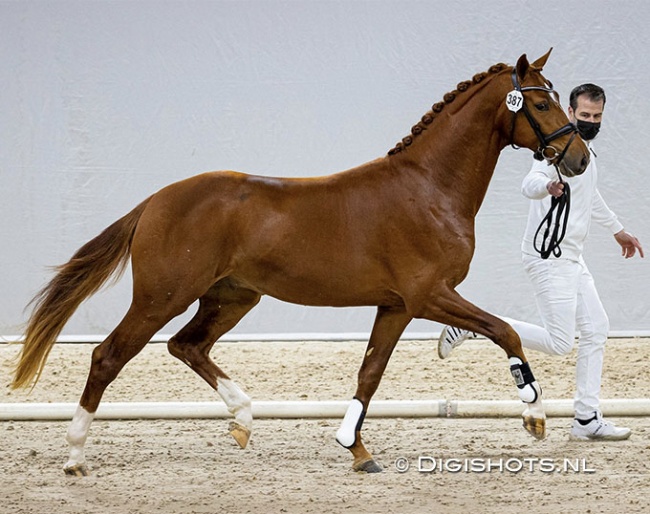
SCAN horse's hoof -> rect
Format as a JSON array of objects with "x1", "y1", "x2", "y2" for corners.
[
  {"x1": 64, "y1": 463, "x2": 90, "y2": 477},
  {"x1": 522, "y1": 415, "x2": 547, "y2": 440},
  {"x1": 353, "y1": 459, "x2": 383, "y2": 473},
  {"x1": 229, "y1": 421, "x2": 251, "y2": 449}
]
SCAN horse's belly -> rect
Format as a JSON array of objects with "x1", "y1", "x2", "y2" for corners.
[{"x1": 232, "y1": 271, "x2": 402, "y2": 308}]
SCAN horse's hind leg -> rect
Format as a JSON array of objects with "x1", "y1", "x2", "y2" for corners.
[
  {"x1": 167, "y1": 278, "x2": 261, "y2": 449},
  {"x1": 65, "y1": 301, "x2": 183, "y2": 476},
  {"x1": 336, "y1": 306, "x2": 412, "y2": 473}
]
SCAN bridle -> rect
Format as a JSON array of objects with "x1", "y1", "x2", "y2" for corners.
[
  {"x1": 508, "y1": 69, "x2": 577, "y2": 260},
  {"x1": 508, "y1": 69, "x2": 578, "y2": 165}
]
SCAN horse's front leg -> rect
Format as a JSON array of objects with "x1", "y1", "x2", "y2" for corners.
[
  {"x1": 415, "y1": 287, "x2": 546, "y2": 440},
  {"x1": 336, "y1": 306, "x2": 412, "y2": 473},
  {"x1": 510, "y1": 356, "x2": 545, "y2": 439}
]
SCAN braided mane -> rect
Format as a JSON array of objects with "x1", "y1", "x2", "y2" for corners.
[{"x1": 387, "y1": 63, "x2": 509, "y2": 156}]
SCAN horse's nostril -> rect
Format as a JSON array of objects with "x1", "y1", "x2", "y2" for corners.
[{"x1": 581, "y1": 156, "x2": 589, "y2": 169}]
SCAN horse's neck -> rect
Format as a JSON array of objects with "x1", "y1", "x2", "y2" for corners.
[{"x1": 403, "y1": 96, "x2": 505, "y2": 216}]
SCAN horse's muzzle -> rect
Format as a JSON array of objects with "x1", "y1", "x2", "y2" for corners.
[{"x1": 557, "y1": 149, "x2": 590, "y2": 177}]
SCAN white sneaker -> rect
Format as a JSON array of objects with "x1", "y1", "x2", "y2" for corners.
[
  {"x1": 437, "y1": 326, "x2": 475, "y2": 359},
  {"x1": 570, "y1": 411, "x2": 631, "y2": 441}
]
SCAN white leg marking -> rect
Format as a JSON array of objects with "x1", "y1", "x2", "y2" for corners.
[
  {"x1": 336, "y1": 398, "x2": 364, "y2": 448},
  {"x1": 517, "y1": 380, "x2": 541, "y2": 403},
  {"x1": 64, "y1": 405, "x2": 95, "y2": 470},
  {"x1": 216, "y1": 377, "x2": 252, "y2": 430},
  {"x1": 522, "y1": 382, "x2": 546, "y2": 420}
]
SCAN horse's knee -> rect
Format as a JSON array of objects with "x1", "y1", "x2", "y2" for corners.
[{"x1": 489, "y1": 323, "x2": 524, "y2": 356}]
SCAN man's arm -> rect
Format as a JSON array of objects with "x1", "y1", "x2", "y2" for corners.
[
  {"x1": 521, "y1": 161, "x2": 556, "y2": 199},
  {"x1": 593, "y1": 189, "x2": 644, "y2": 258}
]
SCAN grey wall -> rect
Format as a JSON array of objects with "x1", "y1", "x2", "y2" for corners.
[{"x1": 2, "y1": 0, "x2": 649, "y2": 340}]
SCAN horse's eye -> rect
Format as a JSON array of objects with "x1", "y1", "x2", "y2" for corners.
[{"x1": 535, "y1": 102, "x2": 550, "y2": 112}]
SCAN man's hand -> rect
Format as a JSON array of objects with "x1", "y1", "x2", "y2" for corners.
[
  {"x1": 546, "y1": 180, "x2": 565, "y2": 198},
  {"x1": 614, "y1": 230, "x2": 645, "y2": 259}
]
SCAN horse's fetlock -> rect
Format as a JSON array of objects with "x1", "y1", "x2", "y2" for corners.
[{"x1": 336, "y1": 398, "x2": 366, "y2": 448}]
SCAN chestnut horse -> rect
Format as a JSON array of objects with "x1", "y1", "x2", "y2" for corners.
[{"x1": 12, "y1": 49, "x2": 588, "y2": 475}]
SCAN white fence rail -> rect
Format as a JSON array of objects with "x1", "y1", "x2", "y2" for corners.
[{"x1": 2, "y1": 399, "x2": 650, "y2": 421}]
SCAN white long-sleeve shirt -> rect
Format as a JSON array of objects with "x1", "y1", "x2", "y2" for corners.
[{"x1": 521, "y1": 144, "x2": 624, "y2": 262}]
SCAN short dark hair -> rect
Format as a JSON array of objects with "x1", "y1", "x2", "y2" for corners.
[{"x1": 569, "y1": 83, "x2": 606, "y2": 111}]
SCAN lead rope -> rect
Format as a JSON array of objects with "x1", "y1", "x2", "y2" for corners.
[{"x1": 533, "y1": 166, "x2": 570, "y2": 259}]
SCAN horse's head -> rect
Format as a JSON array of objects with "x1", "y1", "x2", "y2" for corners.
[{"x1": 506, "y1": 49, "x2": 589, "y2": 177}]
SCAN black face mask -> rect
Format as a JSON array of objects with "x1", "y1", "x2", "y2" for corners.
[{"x1": 576, "y1": 120, "x2": 601, "y2": 141}]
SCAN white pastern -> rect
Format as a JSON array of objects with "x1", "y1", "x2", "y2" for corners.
[
  {"x1": 217, "y1": 377, "x2": 252, "y2": 430},
  {"x1": 64, "y1": 405, "x2": 95, "y2": 469},
  {"x1": 336, "y1": 398, "x2": 364, "y2": 448},
  {"x1": 517, "y1": 380, "x2": 541, "y2": 403},
  {"x1": 522, "y1": 382, "x2": 546, "y2": 420}
]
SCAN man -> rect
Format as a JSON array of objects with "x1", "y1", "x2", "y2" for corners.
[{"x1": 438, "y1": 83, "x2": 644, "y2": 440}]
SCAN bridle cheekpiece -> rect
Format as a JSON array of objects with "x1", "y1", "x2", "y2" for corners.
[{"x1": 508, "y1": 69, "x2": 578, "y2": 166}]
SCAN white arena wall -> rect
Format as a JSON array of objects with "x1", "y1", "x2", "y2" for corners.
[{"x1": 2, "y1": 0, "x2": 649, "y2": 342}]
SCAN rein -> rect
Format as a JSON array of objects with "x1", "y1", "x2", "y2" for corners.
[
  {"x1": 508, "y1": 69, "x2": 576, "y2": 260},
  {"x1": 532, "y1": 167, "x2": 570, "y2": 259}
]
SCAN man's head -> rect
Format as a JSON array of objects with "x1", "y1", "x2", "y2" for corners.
[{"x1": 568, "y1": 83, "x2": 606, "y2": 141}]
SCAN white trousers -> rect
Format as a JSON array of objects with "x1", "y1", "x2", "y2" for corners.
[{"x1": 501, "y1": 254, "x2": 609, "y2": 419}]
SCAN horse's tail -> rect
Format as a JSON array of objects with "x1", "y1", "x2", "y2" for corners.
[{"x1": 11, "y1": 196, "x2": 153, "y2": 390}]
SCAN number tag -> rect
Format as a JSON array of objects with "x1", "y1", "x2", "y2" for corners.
[{"x1": 506, "y1": 90, "x2": 524, "y2": 112}]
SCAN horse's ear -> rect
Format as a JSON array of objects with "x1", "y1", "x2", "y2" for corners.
[
  {"x1": 516, "y1": 53, "x2": 530, "y2": 80},
  {"x1": 531, "y1": 47, "x2": 553, "y2": 70},
  {"x1": 516, "y1": 48, "x2": 553, "y2": 80}
]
